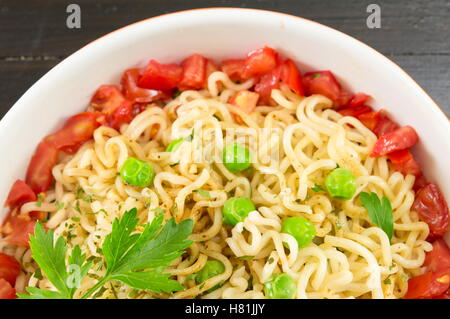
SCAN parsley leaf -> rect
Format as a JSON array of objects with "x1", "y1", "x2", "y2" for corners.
[
  {"x1": 311, "y1": 184, "x2": 324, "y2": 192},
  {"x1": 360, "y1": 192, "x2": 394, "y2": 240},
  {"x1": 17, "y1": 223, "x2": 92, "y2": 299}
]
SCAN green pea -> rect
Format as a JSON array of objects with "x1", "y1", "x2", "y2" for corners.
[
  {"x1": 264, "y1": 273, "x2": 296, "y2": 299},
  {"x1": 166, "y1": 138, "x2": 184, "y2": 152},
  {"x1": 281, "y1": 217, "x2": 316, "y2": 249},
  {"x1": 324, "y1": 168, "x2": 356, "y2": 200},
  {"x1": 222, "y1": 143, "x2": 252, "y2": 173},
  {"x1": 195, "y1": 260, "x2": 225, "y2": 292},
  {"x1": 120, "y1": 157, "x2": 155, "y2": 187},
  {"x1": 222, "y1": 197, "x2": 255, "y2": 226}
]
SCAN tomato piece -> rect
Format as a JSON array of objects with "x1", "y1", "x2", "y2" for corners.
[
  {"x1": 105, "y1": 100, "x2": 134, "y2": 130},
  {"x1": 90, "y1": 85, "x2": 126, "y2": 115},
  {"x1": 4, "y1": 180, "x2": 36, "y2": 208},
  {"x1": 242, "y1": 46, "x2": 278, "y2": 79},
  {"x1": 179, "y1": 54, "x2": 207, "y2": 90},
  {"x1": 424, "y1": 239, "x2": 450, "y2": 273},
  {"x1": 387, "y1": 149, "x2": 422, "y2": 177},
  {"x1": 1, "y1": 213, "x2": 36, "y2": 247},
  {"x1": 279, "y1": 59, "x2": 304, "y2": 96},
  {"x1": 0, "y1": 278, "x2": 16, "y2": 299},
  {"x1": 138, "y1": 60, "x2": 183, "y2": 91},
  {"x1": 370, "y1": 126, "x2": 419, "y2": 157},
  {"x1": 221, "y1": 59, "x2": 246, "y2": 82},
  {"x1": 254, "y1": 66, "x2": 281, "y2": 104},
  {"x1": 0, "y1": 253, "x2": 20, "y2": 286},
  {"x1": 45, "y1": 112, "x2": 102, "y2": 154},
  {"x1": 25, "y1": 141, "x2": 59, "y2": 194},
  {"x1": 338, "y1": 105, "x2": 373, "y2": 118},
  {"x1": 121, "y1": 68, "x2": 169, "y2": 103},
  {"x1": 230, "y1": 90, "x2": 260, "y2": 114},
  {"x1": 405, "y1": 269, "x2": 450, "y2": 299},
  {"x1": 358, "y1": 110, "x2": 399, "y2": 137},
  {"x1": 303, "y1": 71, "x2": 349, "y2": 106},
  {"x1": 347, "y1": 93, "x2": 371, "y2": 108},
  {"x1": 413, "y1": 183, "x2": 450, "y2": 237},
  {"x1": 434, "y1": 289, "x2": 450, "y2": 299},
  {"x1": 413, "y1": 174, "x2": 428, "y2": 193}
]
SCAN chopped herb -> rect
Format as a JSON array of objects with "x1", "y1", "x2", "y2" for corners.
[
  {"x1": 360, "y1": 192, "x2": 394, "y2": 241},
  {"x1": 383, "y1": 278, "x2": 392, "y2": 285},
  {"x1": 193, "y1": 189, "x2": 211, "y2": 198},
  {"x1": 185, "y1": 128, "x2": 194, "y2": 142},
  {"x1": 76, "y1": 187, "x2": 85, "y2": 199},
  {"x1": 55, "y1": 202, "x2": 65, "y2": 210},
  {"x1": 311, "y1": 184, "x2": 324, "y2": 192},
  {"x1": 330, "y1": 209, "x2": 339, "y2": 215},
  {"x1": 71, "y1": 217, "x2": 80, "y2": 222},
  {"x1": 312, "y1": 73, "x2": 321, "y2": 79},
  {"x1": 268, "y1": 257, "x2": 275, "y2": 264},
  {"x1": 238, "y1": 255, "x2": 254, "y2": 261},
  {"x1": 36, "y1": 194, "x2": 44, "y2": 207},
  {"x1": 169, "y1": 162, "x2": 179, "y2": 167},
  {"x1": 335, "y1": 219, "x2": 343, "y2": 229},
  {"x1": 401, "y1": 274, "x2": 409, "y2": 282},
  {"x1": 389, "y1": 263, "x2": 396, "y2": 270},
  {"x1": 151, "y1": 207, "x2": 166, "y2": 216},
  {"x1": 83, "y1": 194, "x2": 92, "y2": 203}
]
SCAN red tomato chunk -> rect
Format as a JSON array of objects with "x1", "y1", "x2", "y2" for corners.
[{"x1": 370, "y1": 126, "x2": 419, "y2": 157}]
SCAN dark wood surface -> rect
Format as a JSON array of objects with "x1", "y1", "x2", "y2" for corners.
[{"x1": 0, "y1": 0, "x2": 449, "y2": 119}]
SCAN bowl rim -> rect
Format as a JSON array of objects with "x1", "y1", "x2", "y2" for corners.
[{"x1": 1, "y1": 7, "x2": 447, "y2": 129}]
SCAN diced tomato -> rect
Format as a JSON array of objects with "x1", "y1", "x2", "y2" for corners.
[
  {"x1": 358, "y1": 110, "x2": 399, "y2": 137},
  {"x1": 45, "y1": 112, "x2": 102, "y2": 154},
  {"x1": 90, "y1": 85, "x2": 126, "y2": 115},
  {"x1": 230, "y1": 90, "x2": 260, "y2": 114},
  {"x1": 434, "y1": 289, "x2": 450, "y2": 299},
  {"x1": 0, "y1": 253, "x2": 20, "y2": 286},
  {"x1": 179, "y1": 54, "x2": 207, "y2": 90},
  {"x1": 0, "y1": 278, "x2": 16, "y2": 299},
  {"x1": 387, "y1": 149, "x2": 422, "y2": 177},
  {"x1": 404, "y1": 268, "x2": 450, "y2": 299},
  {"x1": 370, "y1": 126, "x2": 419, "y2": 157},
  {"x1": 4, "y1": 180, "x2": 36, "y2": 208},
  {"x1": 205, "y1": 59, "x2": 219, "y2": 78},
  {"x1": 138, "y1": 60, "x2": 183, "y2": 91},
  {"x1": 121, "y1": 68, "x2": 169, "y2": 103},
  {"x1": 221, "y1": 59, "x2": 246, "y2": 82},
  {"x1": 338, "y1": 105, "x2": 373, "y2": 118},
  {"x1": 413, "y1": 174, "x2": 428, "y2": 193},
  {"x1": 303, "y1": 70, "x2": 349, "y2": 106},
  {"x1": 254, "y1": 67, "x2": 281, "y2": 104},
  {"x1": 347, "y1": 93, "x2": 371, "y2": 108},
  {"x1": 1, "y1": 213, "x2": 36, "y2": 247},
  {"x1": 242, "y1": 46, "x2": 278, "y2": 79},
  {"x1": 279, "y1": 59, "x2": 304, "y2": 96},
  {"x1": 25, "y1": 141, "x2": 59, "y2": 194},
  {"x1": 105, "y1": 100, "x2": 134, "y2": 130},
  {"x1": 424, "y1": 239, "x2": 450, "y2": 273},
  {"x1": 413, "y1": 183, "x2": 450, "y2": 237}
]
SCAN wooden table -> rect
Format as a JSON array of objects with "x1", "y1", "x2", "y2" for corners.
[{"x1": 1, "y1": 0, "x2": 449, "y2": 118}]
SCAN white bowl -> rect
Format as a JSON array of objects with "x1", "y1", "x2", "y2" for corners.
[{"x1": 0, "y1": 8, "x2": 449, "y2": 229}]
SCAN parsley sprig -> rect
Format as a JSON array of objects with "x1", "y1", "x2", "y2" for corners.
[
  {"x1": 19, "y1": 208, "x2": 193, "y2": 299},
  {"x1": 360, "y1": 192, "x2": 394, "y2": 240}
]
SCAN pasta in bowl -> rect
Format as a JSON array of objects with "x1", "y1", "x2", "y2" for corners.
[{"x1": 0, "y1": 9, "x2": 449, "y2": 300}]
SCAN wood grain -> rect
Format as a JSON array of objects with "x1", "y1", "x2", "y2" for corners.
[{"x1": 0, "y1": 0, "x2": 448, "y2": 118}]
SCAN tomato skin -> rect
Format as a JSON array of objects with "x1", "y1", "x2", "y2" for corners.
[
  {"x1": 254, "y1": 67, "x2": 281, "y2": 104},
  {"x1": 303, "y1": 70, "x2": 349, "y2": 106},
  {"x1": 4, "y1": 180, "x2": 36, "y2": 208},
  {"x1": 404, "y1": 269, "x2": 450, "y2": 299},
  {"x1": 358, "y1": 110, "x2": 399, "y2": 137},
  {"x1": 1, "y1": 213, "x2": 36, "y2": 247},
  {"x1": 387, "y1": 149, "x2": 422, "y2": 177},
  {"x1": 45, "y1": 112, "x2": 102, "y2": 154},
  {"x1": 0, "y1": 253, "x2": 20, "y2": 286},
  {"x1": 221, "y1": 59, "x2": 246, "y2": 82},
  {"x1": 279, "y1": 59, "x2": 304, "y2": 96},
  {"x1": 138, "y1": 60, "x2": 183, "y2": 91},
  {"x1": 242, "y1": 46, "x2": 278, "y2": 79},
  {"x1": 413, "y1": 183, "x2": 450, "y2": 237},
  {"x1": 90, "y1": 85, "x2": 125, "y2": 115},
  {"x1": 424, "y1": 239, "x2": 450, "y2": 273},
  {"x1": 338, "y1": 105, "x2": 373, "y2": 118},
  {"x1": 347, "y1": 93, "x2": 371, "y2": 108},
  {"x1": 434, "y1": 289, "x2": 450, "y2": 299},
  {"x1": 370, "y1": 126, "x2": 419, "y2": 157},
  {"x1": 179, "y1": 54, "x2": 207, "y2": 90},
  {"x1": 0, "y1": 278, "x2": 16, "y2": 299},
  {"x1": 25, "y1": 141, "x2": 59, "y2": 194},
  {"x1": 121, "y1": 68, "x2": 168, "y2": 103}
]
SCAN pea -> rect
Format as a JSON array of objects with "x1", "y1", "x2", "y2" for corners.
[
  {"x1": 264, "y1": 273, "x2": 296, "y2": 299},
  {"x1": 222, "y1": 197, "x2": 255, "y2": 226},
  {"x1": 281, "y1": 217, "x2": 316, "y2": 249},
  {"x1": 324, "y1": 168, "x2": 356, "y2": 200},
  {"x1": 166, "y1": 138, "x2": 184, "y2": 152},
  {"x1": 195, "y1": 260, "x2": 225, "y2": 292},
  {"x1": 222, "y1": 143, "x2": 252, "y2": 173},
  {"x1": 120, "y1": 157, "x2": 155, "y2": 187}
]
